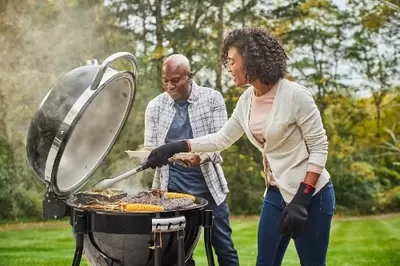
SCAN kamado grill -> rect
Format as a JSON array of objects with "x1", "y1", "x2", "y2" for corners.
[{"x1": 25, "y1": 52, "x2": 216, "y2": 266}]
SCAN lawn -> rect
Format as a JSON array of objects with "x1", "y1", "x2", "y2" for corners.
[{"x1": 0, "y1": 215, "x2": 399, "y2": 266}]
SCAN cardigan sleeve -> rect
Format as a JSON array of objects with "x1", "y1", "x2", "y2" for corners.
[
  {"x1": 189, "y1": 96, "x2": 245, "y2": 152},
  {"x1": 293, "y1": 87, "x2": 328, "y2": 170}
]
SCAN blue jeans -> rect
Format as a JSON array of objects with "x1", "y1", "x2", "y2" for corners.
[
  {"x1": 185, "y1": 192, "x2": 239, "y2": 266},
  {"x1": 256, "y1": 181, "x2": 336, "y2": 266}
]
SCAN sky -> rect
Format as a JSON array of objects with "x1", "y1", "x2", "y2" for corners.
[{"x1": 333, "y1": 0, "x2": 347, "y2": 9}]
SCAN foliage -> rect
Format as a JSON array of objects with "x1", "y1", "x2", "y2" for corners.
[{"x1": 377, "y1": 186, "x2": 400, "y2": 212}]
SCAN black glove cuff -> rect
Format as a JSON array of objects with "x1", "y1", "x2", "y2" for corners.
[
  {"x1": 175, "y1": 140, "x2": 190, "y2": 153},
  {"x1": 292, "y1": 182, "x2": 316, "y2": 206},
  {"x1": 300, "y1": 182, "x2": 316, "y2": 195}
]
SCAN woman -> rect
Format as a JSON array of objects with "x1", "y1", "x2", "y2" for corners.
[{"x1": 146, "y1": 27, "x2": 336, "y2": 266}]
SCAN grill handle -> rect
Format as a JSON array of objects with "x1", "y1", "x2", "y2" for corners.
[{"x1": 90, "y1": 52, "x2": 138, "y2": 91}]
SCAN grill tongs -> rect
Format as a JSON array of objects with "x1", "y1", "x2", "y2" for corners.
[{"x1": 92, "y1": 159, "x2": 178, "y2": 191}]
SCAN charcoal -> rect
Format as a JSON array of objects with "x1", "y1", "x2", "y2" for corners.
[{"x1": 162, "y1": 198, "x2": 195, "y2": 211}]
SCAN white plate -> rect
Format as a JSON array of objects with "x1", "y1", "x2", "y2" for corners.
[
  {"x1": 125, "y1": 150, "x2": 193, "y2": 159},
  {"x1": 125, "y1": 150, "x2": 151, "y2": 159}
]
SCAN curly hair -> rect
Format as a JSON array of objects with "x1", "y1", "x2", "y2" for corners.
[{"x1": 219, "y1": 27, "x2": 289, "y2": 86}]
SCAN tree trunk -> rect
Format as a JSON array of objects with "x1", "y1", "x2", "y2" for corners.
[
  {"x1": 155, "y1": 0, "x2": 163, "y2": 90},
  {"x1": 242, "y1": 0, "x2": 245, "y2": 27},
  {"x1": 140, "y1": 2, "x2": 147, "y2": 55},
  {"x1": 373, "y1": 93, "x2": 384, "y2": 139},
  {"x1": 215, "y1": 2, "x2": 224, "y2": 93}
]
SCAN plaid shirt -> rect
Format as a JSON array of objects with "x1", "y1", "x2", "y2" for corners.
[{"x1": 144, "y1": 81, "x2": 229, "y2": 205}]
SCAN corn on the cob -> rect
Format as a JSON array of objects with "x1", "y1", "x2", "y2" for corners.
[
  {"x1": 121, "y1": 203, "x2": 164, "y2": 212},
  {"x1": 166, "y1": 192, "x2": 195, "y2": 201}
]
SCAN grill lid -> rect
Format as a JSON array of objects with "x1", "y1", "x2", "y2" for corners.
[{"x1": 26, "y1": 52, "x2": 139, "y2": 198}]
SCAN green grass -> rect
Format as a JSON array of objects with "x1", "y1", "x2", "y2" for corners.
[{"x1": 0, "y1": 215, "x2": 399, "y2": 266}]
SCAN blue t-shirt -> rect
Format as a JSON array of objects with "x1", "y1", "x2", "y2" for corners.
[{"x1": 165, "y1": 100, "x2": 209, "y2": 195}]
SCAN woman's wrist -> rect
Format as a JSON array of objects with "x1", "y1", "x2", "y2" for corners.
[{"x1": 303, "y1": 171, "x2": 320, "y2": 187}]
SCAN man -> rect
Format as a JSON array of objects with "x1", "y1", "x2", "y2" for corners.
[{"x1": 143, "y1": 54, "x2": 239, "y2": 266}]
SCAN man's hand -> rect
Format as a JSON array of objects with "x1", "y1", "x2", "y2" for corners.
[
  {"x1": 171, "y1": 153, "x2": 210, "y2": 167},
  {"x1": 173, "y1": 154, "x2": 201, "y2": 167},
  {"x1": 199, "y1": 153, "x2": 211, "y2": 164}
]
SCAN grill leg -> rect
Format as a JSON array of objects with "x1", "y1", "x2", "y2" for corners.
[
  {"x1": 203, "y1": 209, "x2": 215, "y2": 266},
  {"x1": 177, "y1": 229, "x2": 185, "y2": 266},
  {"x1": 154, "y1": 232, "x2": 162, "y2": 266},
  {"x1": 72, "y1": 214, "x2": 85, "y2": 266}
]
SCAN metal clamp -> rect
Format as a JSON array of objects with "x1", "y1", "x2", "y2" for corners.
[
  {"x1": 149, "y1": 231, "x2": 163, "y2": 250},
  {"x1": 150, "y1": 216, "x2": 186, "y2": 258},
  {"x1": 42, "y1": 186, "x2": 68, "y2": 219},
  {"x1": 151, "y1": 216, "x2": 186, "y2": 233},
  {"x1": 90, "y1": 52, "x2": 139, "y2": 91}
]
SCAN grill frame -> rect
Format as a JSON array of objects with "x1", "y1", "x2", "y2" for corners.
[{"x1": 43, "y1": 187, "x2": 215, "y2": 266}]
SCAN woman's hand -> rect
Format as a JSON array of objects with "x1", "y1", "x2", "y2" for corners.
[
  {"x1": 146, "y1": 140, "x2": 190, "y2": 169},
  {"x1": 277, "y1": 182, "x2": 315, "y2": 238}
]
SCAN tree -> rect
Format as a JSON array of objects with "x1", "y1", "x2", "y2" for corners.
[
  {"x1": 345, "y1": 0, "x2": 400, "y2": 138},
  {"x1": 266, "y1": 0, "x2": 350, "y2": 116}
]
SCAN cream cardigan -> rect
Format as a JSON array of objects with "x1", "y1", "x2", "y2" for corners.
[{"x1": 189, "y1": 78, "x2": 331, "y2": 203}]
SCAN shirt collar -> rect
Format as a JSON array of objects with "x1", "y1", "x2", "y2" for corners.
[{"x1": 167, "y1": 80, "x2": 200, "y2": 106}]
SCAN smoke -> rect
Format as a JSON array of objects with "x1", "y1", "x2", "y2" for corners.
[
  {"x1": 89, "y1": 155, "x2": 153, "y2": 196},
  {"x1": 112, "y1": 178, "x2": 149, "y2": 196},
  {"x1": 0, "y1": 1, "x2": 153, "y2": 198},
  {"x1": 1, "y1": 1, "x2": 105, "y2": 154},
  {"x1": 0, "y1": 1, "x2": 148, "y2": 192}
]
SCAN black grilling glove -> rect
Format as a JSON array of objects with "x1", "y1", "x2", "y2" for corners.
[
  {"x1": 145, "y1": 140, "x2": 190, "y2": 169},
  {"x1": 277, "y1": 182, "x2": 315, "y2": 239}
]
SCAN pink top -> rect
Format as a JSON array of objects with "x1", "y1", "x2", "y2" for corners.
[
  {"x1": 249, "y1": 84, "x2": 277, "y2": 145},
  {"x1": 249, "y1": 84, "x2": 323, "y2": 186}
]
